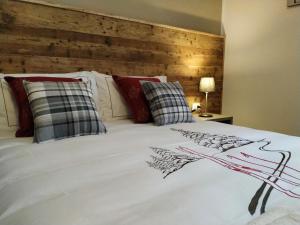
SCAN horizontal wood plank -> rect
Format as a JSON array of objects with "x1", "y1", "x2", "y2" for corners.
[
  {"x1": 0, "y1": 34, "x2": 223, "y2": 67},
  {"x1": 0, "y1": 1, "x2": 224, "y2": 49},
  {"x1": 0, "y1": 0, "x2": 224, "y2": 113},
  {"x1": 0, "y1": 26, "x2": 223, "y2": 57}
]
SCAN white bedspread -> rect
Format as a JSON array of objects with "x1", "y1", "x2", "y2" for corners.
[
  {"x1": 0, "y1": 120, "x2": 300, "y2": 225},
  {"x1": 247, "y1": 207, "x2": 300, "y2": 225}
]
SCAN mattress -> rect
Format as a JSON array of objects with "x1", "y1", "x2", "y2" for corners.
[{"x1": 0, "y1": 120, "x2": 299, "y2": 225}]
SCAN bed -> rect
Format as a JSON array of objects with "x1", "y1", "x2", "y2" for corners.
[
  {"x1": 1, "y1": 1, "x2": 300, "y2": 225},
  {"x1": 0, "y1": 120, "x2": 300, "y2": 225}
]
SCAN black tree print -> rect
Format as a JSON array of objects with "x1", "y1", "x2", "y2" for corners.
[
  {"x1": 147, "y1": 128, "x2": 297, "y2": 216},
  {"x1": 171, "y1": 128, "x2": 254, "y2": 152},
  {"x1": 147, "y1": 147, "x2": 200, "y2": 178}
]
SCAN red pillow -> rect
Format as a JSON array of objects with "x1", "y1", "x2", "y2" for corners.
[
  {"x1": 4, "y1": 76, "x2": 81, "y2": 137},
  {"x1": 113, "y1": 75, "x2": 160, "y2": 123}
]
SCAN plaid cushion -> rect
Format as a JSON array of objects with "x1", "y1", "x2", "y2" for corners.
[
  {"x1": 23, "y1": 81, "x2": 106, "y2": 143},
  {"x1": 141, "y1": 81, "x2": 193, "y2": 125}
]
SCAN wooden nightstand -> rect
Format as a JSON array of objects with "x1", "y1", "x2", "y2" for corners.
[{"x1": 193, "y1": 113, "x2": 233, "y2": 125}]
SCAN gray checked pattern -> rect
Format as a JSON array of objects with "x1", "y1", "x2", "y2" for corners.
[
  {"x1": 141, "y1": 81, "x2": 194, "y2": 125},
  {"x1": 23, "y1": 81, "x2": 106, "y2": 143}
]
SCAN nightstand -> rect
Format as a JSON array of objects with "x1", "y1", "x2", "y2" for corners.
[{"x1": 193, "y1": 113, "x2": 233, "y2": 125}]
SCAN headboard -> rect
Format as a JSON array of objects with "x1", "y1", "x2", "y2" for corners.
[{"x1": 0, "y1": 0, "x2": 224, "y2": 113}]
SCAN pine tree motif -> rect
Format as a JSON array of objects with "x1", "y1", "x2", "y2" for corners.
[
  {"x1": 147, "y1": 147, "x2": 200, "y2": 178},
  {"x1": 171, "y1": 128, "x2": 254, "y2": 152}
]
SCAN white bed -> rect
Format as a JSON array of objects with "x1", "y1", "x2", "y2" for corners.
[{"x1": 0, "y1": 120, "x2": 299, "y2": 225}]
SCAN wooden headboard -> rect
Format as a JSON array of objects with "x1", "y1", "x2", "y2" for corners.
[{"x1": 0, "y1": 0, "x2": 224, "y2": 113}]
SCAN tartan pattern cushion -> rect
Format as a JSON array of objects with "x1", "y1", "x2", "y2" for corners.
[
  {"x1": 23, "y1": 81, "x2": 106, "y2": 143},
  {"x1": 141, "y1": 81, "x2": 193, "y2": 125},
  {"x1": 4, "y1": 76, "x2": 81, "y2": 137}
]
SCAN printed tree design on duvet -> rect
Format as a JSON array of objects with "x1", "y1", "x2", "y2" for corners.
[
  {"x1": 147, "y1": 147, "x2": 200, "y2": 178},
  {"x1": 147, "y1": 128, "x2": 299, "y2": 216},
  {"x1": 171, "y1": 128, "x2": 254, "y2": 152}
]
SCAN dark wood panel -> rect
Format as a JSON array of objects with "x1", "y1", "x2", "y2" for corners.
[
  {"x1": 0, "y1": 54, "x2": 166, "y2": 75},
  {"x1": 0, "y1": 26, "x2": 224, "y2": 57},
  {"x1": 0, "y1": 1, "x2": 224, "y2": 49},
  {"x1": 0, "y1": 0, "x2": 224, "y2": 113},
  {"x1": 0, "y1": 34, "x2": 223, "y2": 67},
  {"x1": 0, "y1": 54, "x2": 223, "y2": 80}
]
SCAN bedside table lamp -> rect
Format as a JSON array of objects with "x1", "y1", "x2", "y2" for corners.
[{"x1": 199, "y1": 77, "x2": 215, "y2": 117}]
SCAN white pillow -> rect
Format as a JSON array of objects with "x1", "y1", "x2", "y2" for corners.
[
  {"x1": 0, "y1": 78, "x2": 19, "y2": 127},
  {"x1": 0, "y1": 71, "x2": 100, "y2": 128},
  {"x1": 0, "y1": 127, "x2": 17, "y2": 138},
  {"x1": 91, "y1": 71, "x2": 167, "y2": 121},
  {"x1": 0, "y1": 74, "x2": 14, "y2": 130},
  {"x1": 0, "y1": 80, "x2": 7, "y2": 127},
  {"x1": 0, "y1": 77, "x2": 18, "y2": 137}
]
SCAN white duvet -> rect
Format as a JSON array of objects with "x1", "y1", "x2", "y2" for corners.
[{"x1": 0, "y1": 120, "x2": 300, "y2": 225}]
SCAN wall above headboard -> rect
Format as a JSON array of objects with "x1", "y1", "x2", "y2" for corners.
[{"x1": 0, "y1": 0, "x2": 224, "y2": 113}]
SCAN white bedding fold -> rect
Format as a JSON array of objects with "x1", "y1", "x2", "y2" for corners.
[
  {"x1": 0, "y1": 120, "x2": 300, "y2": 225},
  {"x1": 247, "y1": 207, "x2": 300, "y2": 225}
]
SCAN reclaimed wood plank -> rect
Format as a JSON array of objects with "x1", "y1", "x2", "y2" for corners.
[
  {"x1": 0, "y1": 0, "x2": 224, "y2": 113},
  {"x1": 0, "y1": 1, "x2": 224, "y2": 49}
]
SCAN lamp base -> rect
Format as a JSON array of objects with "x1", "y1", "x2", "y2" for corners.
[{"x1": 199, "y1": 113, "x2": 213, "y2": 118}]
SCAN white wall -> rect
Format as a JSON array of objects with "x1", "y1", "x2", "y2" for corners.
[
  {"x1": 222, "y1": 0, "x2": 300, "y2": 136},
  {"x1": 38, "y1": 0, "x2": 222, "y2": 34}
]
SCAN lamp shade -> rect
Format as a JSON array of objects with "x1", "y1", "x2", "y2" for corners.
[{"x1": 199, "y1": 77, "x2": 215, "y2": 93}]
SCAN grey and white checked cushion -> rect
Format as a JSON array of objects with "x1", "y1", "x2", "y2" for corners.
[
  {"x1": 23, "y1": 81, "x2": 106, "y2": 143},
  {"x1": 141, "y1": 81, "x2": 194, "y2": 125}
]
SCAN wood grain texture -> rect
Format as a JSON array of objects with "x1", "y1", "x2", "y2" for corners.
[{"x1": 0, "y1": 0, "x2": 224, "y2": 113}]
